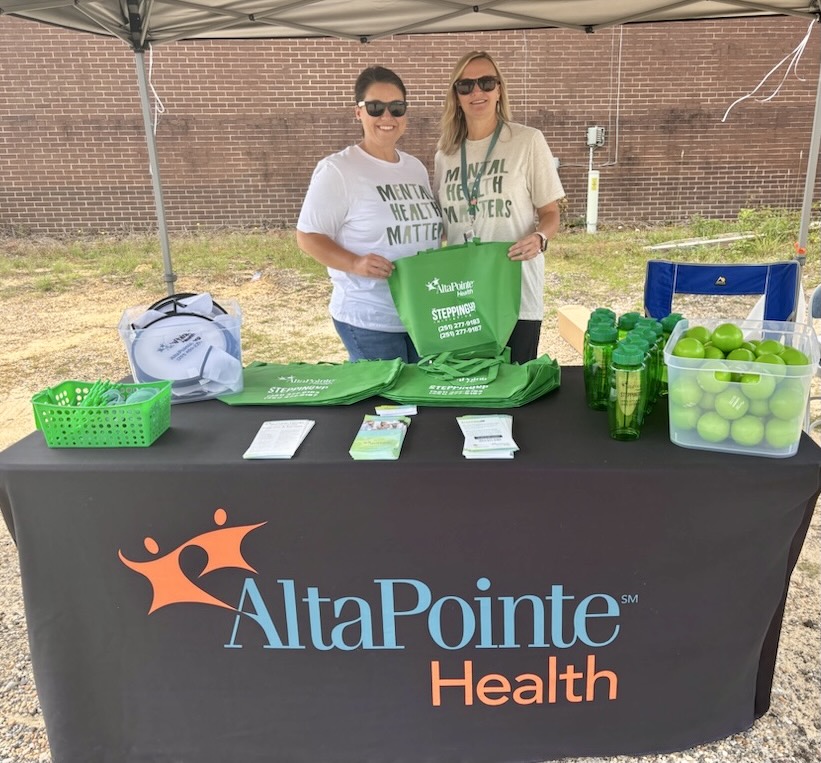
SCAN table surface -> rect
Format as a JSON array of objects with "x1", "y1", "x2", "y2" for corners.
[
  {"x1": 4, "y1": 365, "x2": 821, "y2": 474},
  {"x1": 1, "y1": 366, "x2": 819, "y2": 763}
]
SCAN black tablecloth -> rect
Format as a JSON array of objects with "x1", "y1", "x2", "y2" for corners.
[{"x1": 1, "y1": 367, "x2": 819, "y2": 763}]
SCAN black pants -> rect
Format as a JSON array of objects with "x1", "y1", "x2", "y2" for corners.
[{"x1": 507, "y1": 319, "x2": 541, "y2": 364}]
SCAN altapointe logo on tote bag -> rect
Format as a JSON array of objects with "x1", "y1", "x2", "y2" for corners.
[{"x1": 389, "y1": 240, "x2": 521, "y2": 358}]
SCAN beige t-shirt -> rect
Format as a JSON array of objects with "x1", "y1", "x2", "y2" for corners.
[{"x1": 434, "y1": 122, "x2": 565, "y2": 320}]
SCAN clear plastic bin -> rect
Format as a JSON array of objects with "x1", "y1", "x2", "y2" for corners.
[
  {"x1": 663, "y1": 318, "x2": 818, "y2": 458},
  {"x1": 118, "y1": 298, "x2": 243, "y2": 403}
]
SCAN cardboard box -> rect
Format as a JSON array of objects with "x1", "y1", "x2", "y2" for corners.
[{"x1": 557, "y1": 305, "x2": 591, "y2": 355}]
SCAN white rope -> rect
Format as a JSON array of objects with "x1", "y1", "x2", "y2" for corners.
[
  {"x1": 721, "y1": 21, "x2": 814, "y2": 123},
  {"x1": 147, "y1": 44, "x2": 167, "y2": 135},
  {"x1": 521, "y1": 28, "x2": 529, "y2": 126}
]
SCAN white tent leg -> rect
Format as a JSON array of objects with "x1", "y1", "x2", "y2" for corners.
[
  {"x1": 796, "y1": 44, "x2": 821, "y2": 271},
  {"x1": 134, "y1": 50, "x2": 176, "y2": 296}
]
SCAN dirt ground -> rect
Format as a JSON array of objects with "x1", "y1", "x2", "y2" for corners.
[{"x1": 0, "y1": 271, "x2": 818, "y2": 763}]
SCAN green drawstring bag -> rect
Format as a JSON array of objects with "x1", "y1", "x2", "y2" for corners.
[
  {"x1": 389, "y1": 239, "x2": 521, "y2": 359},
  {"x1": 381, "y1": 352, "x2": 561, "y2": 408},
  {"x1": 217, "y1": 359, "x2": 403, "y2": 405}
]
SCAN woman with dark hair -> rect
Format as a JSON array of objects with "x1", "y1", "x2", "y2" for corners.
[
  {"x1": 297, "y1": 66, "x2": 443, "y2": 362},
  {"x1": 434, "y1": 51, "x2": 565, "y2": 363}
]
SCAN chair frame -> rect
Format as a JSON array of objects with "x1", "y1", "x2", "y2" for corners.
[{"x1": 644, "y1": 259, "x2": 801, "y2": 322}]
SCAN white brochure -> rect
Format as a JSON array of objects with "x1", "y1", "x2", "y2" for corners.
[
  {"x1": 243, "y1": 419, "x2": 315, "y2": 459},
  {"x1": 457, "y1": 414, "x2": 518, "y2": 459}
]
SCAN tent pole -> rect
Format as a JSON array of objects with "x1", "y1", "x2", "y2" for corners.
[
  {"x1": 134, "y1": 49, "x2": 176, "y2": 296},
  {"x1": 796, "y1": 44, "x2": 821, "y2": 272}
]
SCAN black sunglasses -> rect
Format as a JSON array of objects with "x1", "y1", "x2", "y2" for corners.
[
  {"x1": 357, "y1": 100, "x2": 408, "y2": 117},
  {"x1": 454, "y1": 76, "x2": 499, "y2": 96}
]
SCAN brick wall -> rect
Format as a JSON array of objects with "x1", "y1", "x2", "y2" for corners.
[{"x1": 0, "y1": 15, "x2": 819, "y2": 234}]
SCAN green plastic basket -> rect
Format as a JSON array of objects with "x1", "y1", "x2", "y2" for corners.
[{"x1": 31, "y1": 380, "x2": 172, "y2": 448}]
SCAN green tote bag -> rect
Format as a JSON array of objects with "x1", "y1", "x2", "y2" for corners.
[
  {"x1": 389, "y1": 240, "x2": 521, "y2": 359},
  {"x1": 381, "y1": 353, "x2": 561, "y2": 408},
  {"x1": 217, "y1": 359, "x2": 403, "y2": 406}
]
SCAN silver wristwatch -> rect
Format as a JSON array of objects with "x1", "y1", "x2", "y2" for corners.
[{"x1": 535, "y1": 232, "x2": 549, "y2": 252}]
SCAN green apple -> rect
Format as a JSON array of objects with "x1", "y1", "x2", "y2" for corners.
[
  {"x1": 755, "y1": 339, "x2": 785, "y2": 356},
  {"x1": 703, "y1": 345, "x2": 725, "y2": 360},
  {"x1": 669, "y1": 404, "x2": 701, "y2": 431},
  {"x1": 738, "y1": 373, "x2": 777, "y2": 400},
  {"x1": 748, "y1": 398, "x2": 770, "y2": 416},
  {"x1": 672, "y1": 337, "x2": 706, "y2": 359},
  {"x1": 710, "y1": 323, "x2": 744, "y2": 353},
  {"x1": 768, "y1": 381, "x2": 806, "y2": 420},
  {"x1": 696, "y1": 365, "x2": 732, "y2": 393},
  {"x1": 780, "y1": 347, "x2": 811, "y2": 366},
  {"x1": 713, "y1": 388, "x2": 750, "y2": 421},
  {"x1": 668, "y1": 377, "x2": 704, "y2": 407},
  {"x1": 726, "y1": 348, "x2": 756, "y2": 362},
  {"x1": 765, "y1": 416, "x2": 802, "y2": 449},
  {"x1": 685, "y1": 325, "x2": 712, "y2": 344},
  {"x1": 697, "y1": 411, "x2": 731, "y2": 442},
  {"x1": 754, "y1": 353, "x2": 787, "y2": 378},
  {"x1": 730, "y1": 415, "x2": 765, "y2": 447}
]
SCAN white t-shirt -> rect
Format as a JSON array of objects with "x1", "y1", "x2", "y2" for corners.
[
  {"x1": 298, "y1": 145, "x2": 443, "y2": 332},
  {"x1": 434, "y1": 122, "x2": 565, "y2": 320}
]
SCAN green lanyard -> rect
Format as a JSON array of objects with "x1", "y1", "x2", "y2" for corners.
[{"x1": 460, "y1": 119, "x2": 503, "y2": 225}]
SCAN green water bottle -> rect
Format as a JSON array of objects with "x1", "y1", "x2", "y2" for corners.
[
  {"x1": 591, "y1": 307, "x2": 617, "y2": 323},
  {"x1": 584, "y1": 323, "x2": 619, "y2": 410},
  {"x1": 617, "y1": 311, "x2": 641, "y2": 340},
  {"x1": 658, "y1": 313, "x2": 685, "y2": 397},
  {"x1": 660, "y1": 313, "x2": 685, "y2": 342},
  {"x1": 621, "y1": 333, "x2": 651, "y2": 424},
  {"x1": 608, "y1": 344, "x2": 646, "y2": 441},
  {"x1": 633, "y1": 325, "x2": 663, "y2": 408},
  {"x1": 582, "y1": 313, "x2": 615, "y2": 375}
]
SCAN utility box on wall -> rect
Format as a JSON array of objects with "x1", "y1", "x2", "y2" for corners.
[{"x1": 586, "y1": 126, "x2": 606, "y2": 148}]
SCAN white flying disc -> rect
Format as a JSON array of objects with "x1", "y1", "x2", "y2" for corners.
[{"x1": 131, "y1": 313, "x2": 228, "y2": 382}]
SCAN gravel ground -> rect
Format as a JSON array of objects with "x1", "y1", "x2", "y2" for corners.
[{"x1": 0, "y1": 277, "x2": 818, "y2": 763}]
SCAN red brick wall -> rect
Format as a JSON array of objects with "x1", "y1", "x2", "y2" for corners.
[{"x1": 1, "y1": 15, "x2": 818, "y2": 234}]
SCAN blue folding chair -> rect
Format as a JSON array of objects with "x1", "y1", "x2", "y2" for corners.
[{"x1": 644, "y1": 259, "x2": 801, "y2": 321}]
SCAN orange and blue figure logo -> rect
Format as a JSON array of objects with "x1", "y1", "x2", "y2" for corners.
[{"x1": 118, "y1": 507, "x2": 266, "y2": 614}]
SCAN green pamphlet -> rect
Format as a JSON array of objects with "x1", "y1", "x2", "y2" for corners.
[{"x1": 349, "y1": 415, "x2": 410, "y2": 461}]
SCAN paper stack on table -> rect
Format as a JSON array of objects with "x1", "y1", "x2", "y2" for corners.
[
  {"x1": 457, "y1": 414, "x2": 519, "y2": 459},
  {"x1": 349, "y1": 415, "x2": 411, "y2": 460},
  {"x1": 243, "y1": 419, "x2": 315, "y2": 459}
]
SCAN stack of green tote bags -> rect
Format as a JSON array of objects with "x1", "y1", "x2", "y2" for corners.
[
  {"x1": 387, "y1": 239, "x2": 560, "y2": 405},
  {"x1": 380, "y1": 352, "x2": 560, "y2": 407},
  {"x1": 218, "y1": 359, "x2": 403, "y2": 406},
  {"x1": 219, "y1": 240, "x2": 560, "y2": 407}
]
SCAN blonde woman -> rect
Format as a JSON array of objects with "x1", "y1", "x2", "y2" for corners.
[{"x1": 434, "y1": 51, "x2": 565, "y2": 363}]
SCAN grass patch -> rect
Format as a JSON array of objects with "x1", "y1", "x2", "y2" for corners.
[
  {"x1": 0, "y1": 229, "x2": 327, "y2": 291},
  {"x1": 0, "y1": 207, "x2": 816, "y2": 302}
]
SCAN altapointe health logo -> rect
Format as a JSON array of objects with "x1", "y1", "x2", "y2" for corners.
[
  {"x1": 119, "y1": 510, "x2": 629, "y2": 707},
  {"x1": 426, "y1": 276, "x2": 474, "y2": 297},
  {"x1": 118, "y1": 507, "x2": 265, "y2": 613}
]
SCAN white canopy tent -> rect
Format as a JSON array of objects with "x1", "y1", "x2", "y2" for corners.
[
  {"x1": 2, "y1": 1, "x2": 818, "y2": 43},
  {"x1": 2, "y1": 0, "x2": 820, "y2": 293}
]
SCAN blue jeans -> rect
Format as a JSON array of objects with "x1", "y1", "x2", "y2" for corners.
[{"x1": 333, "y1": 319, "x2": 420, "y2": 363}]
